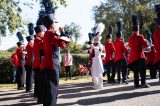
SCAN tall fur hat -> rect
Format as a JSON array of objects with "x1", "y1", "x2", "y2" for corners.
[
  {"x1": 106, "y1": 26, "x2": 112, "y2": 39},
  {"x1": 132, "y1": 14, "x2": 139, "y2": 32}
]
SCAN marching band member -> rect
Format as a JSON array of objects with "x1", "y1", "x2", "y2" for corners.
[
  {"x1": 128, "y1": 14, "x2": 150, "y2": 88},
  {"x1": 103, "y1": 26, "x2": 115, "y2": 83},
  {"x1": 11, "y1": 53, "x2": 18, "y2": 83},
  {"x1": 25, "y1": 23, "x2": 34, "y2": 92},
  {"x1": 114, "y1": 20, "x2": 128, "y2": 84},
  {"x1": 41, "y1": 13, "x2": 70, "y2": 106},
  {"x1": 16, "y1": 40, "x2": 26, "y2": 90},
  {"x1": 153, "y1": 4, "x2": 160, "y2": 82},
  {"x1": 145, "y1": 30, "x2": 157, "y2": 79},
  {"x1": 33, "y1": 25, "x2": 45, "y2": 103},
  {"x1": 15, "y1": 32, "x2": 26, "y2": 90},
  {"x1": 91, "y1": 36, "x2": 104, "y2": 89}
]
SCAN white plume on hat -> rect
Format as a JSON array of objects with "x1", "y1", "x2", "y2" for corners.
[{"x1": 95, "y1": 23, "x2": 105, "y2": 42}]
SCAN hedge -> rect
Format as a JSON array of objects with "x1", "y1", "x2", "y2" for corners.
[
  {"x1": 60, "y1": 54, "x2": 90, "y2": 77},
  {"x1": 0, "y1": 57, "x2": 13, "y2": 83},
  {"x1": 0, "y1": 53, "x2": 90, "y2": 83}
]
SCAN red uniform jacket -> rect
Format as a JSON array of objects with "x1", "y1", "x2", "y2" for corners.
[
  {"x1": 128, "y1": 32, "x2": 148, "y2": 64},
  {"x1": 88, "y1": 46, "x2": 93, "y2": 65},
  {"x1": 11, "y1": 53, "x2": 18, "y2": 67},
  {"x1": 16, "y1": 47, "x2": 25, "y2": 67},
  {"x1": 153, "y1": 27, "x2": 160, "y2": 64},
  {"x1": 25, "y1": 43, "x2": 33, "y2": 66},
  {"x1": 114, "y1": 38, "x2": 128, "y2": 62},
  {"x1": 41, "y1": 29, "x2": 67, "y2": 70},
  {"x1": 145, "y1": 46, "x2": 156, "y2": 65},
  {"x1": 103, "y1": 40, "x2": 115, "y2": 64},
  {"x1": 33, "y1": 36, "x2": 43, "y2": 69}
]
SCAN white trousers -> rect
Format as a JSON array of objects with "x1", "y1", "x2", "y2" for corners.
[{"x1": 92, "y1": 72, "x2": 103, "y2": 89}]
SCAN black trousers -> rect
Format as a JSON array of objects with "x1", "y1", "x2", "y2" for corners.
[
  {"x1": 104, "y1": 60, "x2": 116, "y2": 81},
  {"x1": 34, "y1": 68, "x2": 44, "y2": 102},
  {"x1": 16, "y1": 66, "x2": 25, "y2": 89},
  {"x1": 25, "y1": 65, "x2": 33, "y2": 91},
  {"x1": 43, "y1": 63, "x2": 59, "y2": 106},
  {"x1": 146, "y1": 63, "x2": 157, "y2": 79},
  {"x1": 153, "y1": 61, "x2": 160, "y2": 80},
  {"x1": 65, "y1": 66, "x2": 71, "y2": 79},
  {"x1": 131, "y1": 58, "x2": 147, "y2": 86},
  {"x1": 115, "y1": 59, "x2": 128, "y2": 82}
]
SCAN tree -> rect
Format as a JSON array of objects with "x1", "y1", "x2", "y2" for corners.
[
  {"x1": 36, "y1": 0, "x2": 67, "y2": 7},
  {"x1": 0, "y1": 0, "x2": 67, "y2": 36},
  {"x1": 0, "y1": 0, "x2": 23, "y2": 37},
  {"x1": 36, "y1": 0, "x2": 67, "y2": 25},
  {"x1": 61, "y1": 40, "x2": 83, "y2": 54},
  {"x1": 92, "y1": 0, "x2": 160, "y2": 43},
  {"x1": 64, "y1": 22, "x2": 81, "y2": 43}
]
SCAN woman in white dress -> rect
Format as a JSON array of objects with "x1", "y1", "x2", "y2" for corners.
[{"x1": 90, "y1": 37, "x2": 104, "y2": 89}]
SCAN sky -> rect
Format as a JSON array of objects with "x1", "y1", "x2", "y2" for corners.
[{"x1": 0, "y1": 0, "x2": 101, "y2": 50}]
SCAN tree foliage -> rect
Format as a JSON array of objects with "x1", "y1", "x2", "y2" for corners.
[
  {"x1": 36, "y1": 0, "x2": 67, "y2": 25},
  {"x1": 64, "y1": 22, "x2": 81, "y2": 43},
  {"x1": 0, "y1": 0, "x2": 23, "y2": 37},
  {"x1": 92, "y1": 0, "x2": 160, "y2": 43},
  {"x1": 0, "y1": 0, "x2": 67, "y2": 37},
  {"x1": 37, "y1": 0, "x2": 67, "y2": 7}
]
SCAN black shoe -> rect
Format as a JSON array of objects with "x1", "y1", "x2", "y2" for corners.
[
  {"x1": 108, "y1": 79, "x2": 112, "y2": 83},
  {"x1": 141, "y1": 84, "x2": 150, "y2": 88},
  {"x1": 37, "y1": 100, "x2": 43, "y2": 104},
  {"x1": 111, "y1": 80, "x2": 117, "y2": 83},
  {"x1": 134, "y1": 85, "x2": 141, "y2": 88},
  {"x1": 26, "y1": 90, "x2": 32, "y2": 93},
  {"x1": 151, "y1": 77, "x2": 158, "y2": 79},
  {"x1": 18, "y1": 87, "x2": 24, "y2": 90},
  {"x1": 103, "y1": 80, "x2": 107, "y2": 82},
  {"x1": 122, "y1": 80, "x2": 128, "y2": 84}
]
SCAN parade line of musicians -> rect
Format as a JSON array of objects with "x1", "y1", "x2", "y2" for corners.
[{"x1": 10, "y1": 4, "x2": 160, "y2": 106}]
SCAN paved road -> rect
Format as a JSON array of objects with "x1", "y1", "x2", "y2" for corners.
[{"x1": 0, "y1": 78, "x2": 160, "y2": 106}]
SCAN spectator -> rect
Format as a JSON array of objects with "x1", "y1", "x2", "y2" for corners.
[{"x1": 64, "y1": 50, "x2": 73, "y2": 80}]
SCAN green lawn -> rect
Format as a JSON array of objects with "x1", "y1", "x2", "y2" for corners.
[{"x1": 0, "y1": 76, "x2": 92, "y2": 92}]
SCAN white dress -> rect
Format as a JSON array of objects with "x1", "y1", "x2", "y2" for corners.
[{"x1": 91, "y1": 43, "x2": 104, "y2": 89}]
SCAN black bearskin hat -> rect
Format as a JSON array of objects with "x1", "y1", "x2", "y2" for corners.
[
  {"x1": 132, "y1": 14, "x2": 139, "y2": 32},
  {"x1": 34, "y1": 25, "x2": 46, "y2": 34},
  {"x1": 116, "y1": 20, "x2": 123, "y2": 38},
  {"x1": 16, "y1": 41, "x2": 23, "y2": 47},
  {"x1": 106, "y1": 26, "x2": 112, "y2": 39},
  {"x1": 26, "y1": 36, "x2": 34, "y2": 42},
  {"x1": 28, "y1": 23, "x2": 34, "y2": 35},
  {"x1": 42, "y1": 13, "x2": 57, "y2": 28},
  {"x1": 155, "y1": 4, "x2": 160, "y2": 25},
  {"x1": 145, "y1": 29, "x2": 152, "y2": 43},
  {"x1": 16, "y1": 32, "x2": 24, "y2": 42}
]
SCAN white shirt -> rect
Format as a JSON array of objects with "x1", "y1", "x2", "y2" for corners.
[{"x1": 64, "y1": 53, "x2": 73, "y2": 66}]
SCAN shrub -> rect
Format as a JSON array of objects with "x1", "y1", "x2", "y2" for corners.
[
  {"x1": 0, "y1": 52, "x2": 90, "y2": 83},
  {"x1": 0, "y1": 57, "x2": 13, "y2": 83}
]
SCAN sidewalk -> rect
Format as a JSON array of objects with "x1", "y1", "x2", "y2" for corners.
[{"x1": 0, "y1": 78, "x2": 160, "y2": 106}]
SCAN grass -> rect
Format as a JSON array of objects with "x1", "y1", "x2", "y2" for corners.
[
  {"x1": 0, "y1": 84, "x2": 17, "y2": 92},
  {"x1": 0, "y1": 76, "x2": 92, "y2": 92},
  {"x1": 0, "y1": 51, "x2": 12, "y2": 58},
  {"x1": 0, "y1": 70, "x2": 151, "y2": 92}
]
